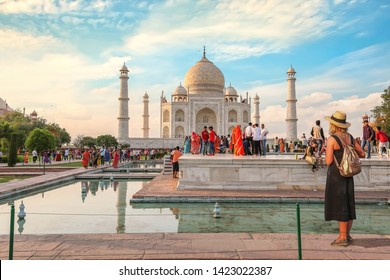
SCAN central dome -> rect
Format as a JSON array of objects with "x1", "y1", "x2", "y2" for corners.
[{"x1": 183, "y1": 54, "x2": 225, "y2": 94}]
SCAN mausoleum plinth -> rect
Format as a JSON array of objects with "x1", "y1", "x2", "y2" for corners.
[{"x1": 178, "y1": 154, "x2": 390, "y2": 192}]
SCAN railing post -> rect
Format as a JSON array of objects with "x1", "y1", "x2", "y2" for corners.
[
  {"x1": 9, "y1": 203, "x2": 15, "y2": 260},
  {"x1": 296, "y1": 203, "x2": 302, "y2": 260}
]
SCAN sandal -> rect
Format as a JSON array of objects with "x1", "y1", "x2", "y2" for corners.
[
  {"x1": 347, "y1": 235, "x2": 353, "y2": 242},
  {"x1": 331, "y1": 239, "x2": 349, "y2": 246}
]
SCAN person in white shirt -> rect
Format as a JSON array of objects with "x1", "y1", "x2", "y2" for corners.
[
  {"x1": 244, "y1": 122, "x2": 254, "y2": 155},
  {"x1": 301, "y1": 133, "x2": 308, "y2": 149},
  {"x1": 260, "y1": 124, "x2": 269, "y2": 155},
  {"x1": 32, "y1": 149, "x2": 38, "y2": 163},
  {"x1": 252, "y1": 124, "x2": 261, "y2": 155}
]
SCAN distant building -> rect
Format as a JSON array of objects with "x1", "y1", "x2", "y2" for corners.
[
  {"x1": 160, "y1": 48, "x2": 251, "y2": 138},
  {"x1": 0, "y1": 98, "x2": 13, "y2": 116}
]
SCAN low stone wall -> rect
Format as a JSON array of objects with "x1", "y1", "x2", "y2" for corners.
[
  {"x1": 178, "y1": 154, "x2": 390, "y2": 191},
  {"x1": 128, "y1": 138, "x2": 183, "y2": 149}
]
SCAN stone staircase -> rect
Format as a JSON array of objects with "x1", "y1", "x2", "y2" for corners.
[{"x1": 163, "y1": 155, "x2": 173, "y2": 175}]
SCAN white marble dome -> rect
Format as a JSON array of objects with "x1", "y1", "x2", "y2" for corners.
[
  {"x1": 225, "y1": 83, "x2": 238, "y2": 96},
  {"x1": 183, "y1": 55, "x2": 225, "y2": 94},
  {"x1": 172, "y1": 84, "x2": 187, "y2": 96}
]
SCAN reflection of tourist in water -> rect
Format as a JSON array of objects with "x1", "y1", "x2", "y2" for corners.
[
  {"x1": 89, "y1": 181, "x2": 99, "y2": 195},
  {"x1": 170, "y1": 208, "x2": 179, "y2": 219}
]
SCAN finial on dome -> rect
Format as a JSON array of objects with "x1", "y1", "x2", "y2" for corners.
[{"x1": 203, "y1": 46, "x2": 206, "y2": 58}]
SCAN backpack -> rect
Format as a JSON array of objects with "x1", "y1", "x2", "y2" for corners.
[{"x1": 332, "y1": 134, "x2": 361, "y2": 177}]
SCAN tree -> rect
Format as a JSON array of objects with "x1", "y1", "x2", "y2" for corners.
[
  {"x1": 73, "y1": 135, "x2": 84, "y2": 149},
  {"x1": 96, "y1": 134, "x2": 118, "y2": 148},
  {"x1": 372, "y1": 86, "x2": 390, "y2": 133},
  {"x1": 7, "y1": 133, "x2": 18, "y2": 167},
  {"x1": 81, "y1": 136, "x2": 97, "y2": 148},
  {"x1": 46, "y1": 123, "x2": 71, "y2": 147},
  {"x1": 25, "y1": 128, "x2": 57, "y2": 162}
]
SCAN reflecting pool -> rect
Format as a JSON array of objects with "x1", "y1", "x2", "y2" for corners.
[{"x1": 0, "y1": 180, "x2": 389, "y2": 235}]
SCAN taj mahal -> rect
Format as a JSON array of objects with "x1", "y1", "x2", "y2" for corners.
[{"x1": 118, "y1": 48, "x2": 298, "y2": 148}]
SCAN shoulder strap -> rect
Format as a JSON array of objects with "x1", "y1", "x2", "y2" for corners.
[
  {"x1": 349, "y1": 134, "x2": 354, "y2": 146},
  {"x1": 331, "y1": 135, "x2": 344, "y2": 168},
  {"x1": 331, "y1": 134, "x2": 343, "y2": 148}
]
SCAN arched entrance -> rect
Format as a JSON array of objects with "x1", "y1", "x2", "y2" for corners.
[
  {"x1": 195, "y1": 107, "x2": 217, "y2": 134},
  {"x1": 175, "y1": 126, "x2": 184, "y2": 138}
]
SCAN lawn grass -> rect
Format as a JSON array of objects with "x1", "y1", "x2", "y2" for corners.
[
  {"x1": 50, "y1": 161, "x2": 83, "y2": 167},
  {"x1": 0, "y1": 176, "x2": 33, "y2": 183}
]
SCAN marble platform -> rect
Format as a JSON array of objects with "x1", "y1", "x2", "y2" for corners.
[{"x1": 177, "y1": 154, "x2": 390, "y2": 191}]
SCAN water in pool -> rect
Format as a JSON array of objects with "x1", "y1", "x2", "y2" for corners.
[{"x1": 0, "y1": 180, "x2": 389, "y2": 235}]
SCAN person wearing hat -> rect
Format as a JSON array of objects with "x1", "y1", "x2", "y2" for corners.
[
  {"x1": 324, "y1": 111, "x2": 365, "y2": 246},
  {"x1": 361, "y1": 118, "x2": 375, "y2": 159}
]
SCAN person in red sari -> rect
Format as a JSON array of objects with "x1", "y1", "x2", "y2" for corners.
[
  {"x1": 232, "y1": 125, "x2": 245, "y2": 156},
  {"x1": 81, "y1": 149, "x2": 90, "y2": 169},
  {"x1": 113, "y1": 149, "x2": 120, "y2": 168},
  {"x1": 191, "y1": 132, "x2": 200, "y2": 154}
]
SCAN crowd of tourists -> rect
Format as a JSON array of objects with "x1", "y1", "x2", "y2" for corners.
[{"x1": 182, "y1": 122, "x2": 270, "y2": 156}]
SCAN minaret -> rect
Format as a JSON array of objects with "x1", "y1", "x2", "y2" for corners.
[
  {"x1": 118, "y1": 63, "x2": 129, "y2": 144},
  {"x1": 253, "y1": 93, "x2": 260, "y2": 125},
  {"x1": 286, "y1": 65, "x2": 298, "y2": 142},
  {"x1": 142, "y1": 92, "x2": 150, "y2": 138}
]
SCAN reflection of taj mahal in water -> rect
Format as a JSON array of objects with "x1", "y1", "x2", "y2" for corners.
[{"x1": 118, "y1": 48, "x2": 298, "y2": 147}]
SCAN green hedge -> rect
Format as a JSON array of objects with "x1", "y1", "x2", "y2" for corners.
[{"x1": 1, "y1": 155, "x2": 23, "y2": 164}]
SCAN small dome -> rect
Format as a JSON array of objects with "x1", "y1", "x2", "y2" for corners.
[
  {"x1": 31, "y1": 110, "x2": 37, "y2": 116},
  {"x1": 287, "y1": 65, "x2": 296, "y2": 74},
  {"x1": 120, "y1": 63, "x2": 129, "y2": 72},
  {"x1": 225, "y1": 83, "x2": 238, "y2": 96},
  {"x1": 143, "y1": 92, "x2": 149, "y2": 98},
  {"x1": 172, "y1": 84, "x2": 187, "y2": 96}
]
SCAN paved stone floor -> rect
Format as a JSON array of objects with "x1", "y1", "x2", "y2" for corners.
[
  {"x1": 1, "y1": 232, "x2": 389, "y2": 260},
  {"x1": 1, "y1": 161, "x2": 389, "y2": 260}
]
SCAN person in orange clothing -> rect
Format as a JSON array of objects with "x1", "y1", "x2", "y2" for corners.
[
  {"x1": 81, "y1": 149, "x2": 90, "y2": 169},
  {"x1": 232, "y1": 125, "x2": 245, "y2": 156},
  {"x1": 208, "y1": 126, "x2": 216, "y2": 155},
  {"x1": 171, "y1": 146, "x2": 183, "y2": 178},
  {"x1": 24, "y1": 150, "x2": 29, "y2": 163},
  {"x1": 279, "y1": 138, "x2": 285, "y2": 153}
]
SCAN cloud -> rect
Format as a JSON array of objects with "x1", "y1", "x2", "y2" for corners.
[
  {"x1": 0, "y1": 0, "x2": 112, "y2": 14},
  {"x1": 123, "y1": 0, "x2": 337, "y2": 61}
]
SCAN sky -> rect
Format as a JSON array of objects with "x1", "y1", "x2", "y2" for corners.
[{"x1": 0, "y1": 0, "x2": 389, "y2": 141}]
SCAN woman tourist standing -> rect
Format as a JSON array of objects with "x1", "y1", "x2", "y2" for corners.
[
  {"x1": 324, "y1": 111, "x2": 365, "y2": 246},
  {"x1": 113, "y1": 149, "x2": 120, "y2": 168},
  {"x1": 183, "y1": 136, "x2": 191, "y2": 154},
  {"x1": 191, "y1": 132, "x2": 200, "y2": 154},
  {"x1": 81, "y1": 149, "x2": 90, "y2": 169}
]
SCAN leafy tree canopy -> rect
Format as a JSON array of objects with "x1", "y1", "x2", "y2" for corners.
[
  {"x1": 81, "y1": 136, "x2": 97, "y2": 148},
  {"x1": 25, "y1": 128, "x2": 57, "y2": 154},
  {"x1": 0, "y1": 109, "x2": 70, "y2": 150},
  {"x1": 371, "y1": 86, "x2": 390, "y2": 133},
  {"x1": 73, "y1": 135, "x2": 84, "y2": 149},
  {"x1": 96, "y1": 134, "x2": 118, "y2": 148}
]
